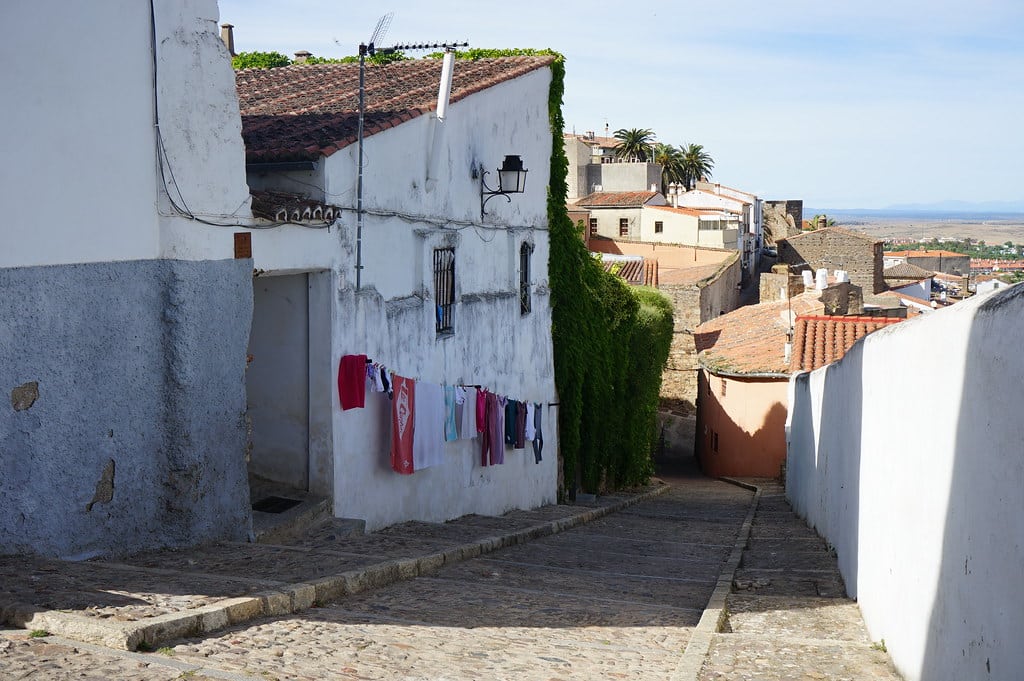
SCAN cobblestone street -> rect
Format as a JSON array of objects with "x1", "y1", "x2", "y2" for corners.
[{"x1": 0, "y1": 467, "x2": 900, "y2": 680}]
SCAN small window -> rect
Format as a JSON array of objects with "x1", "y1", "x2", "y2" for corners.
[
  {"x1": 519, "y1": 242, "x2": 532, "y2": 315},
  {"x1": 433, "y1": 248, "x2": 455, "y2": 333},
  {"x1": 720, "y1": 380, "x2": 727, "y2": 397},
  {"x1": 619, "y1": 218, "x2": 629, "y2": 237},
  {"x1": 589, "y1": 217, "x2": 598, "y2": 237},
  {"x1": 654, "y1": 221, "x2": 664, "y2": 234}
]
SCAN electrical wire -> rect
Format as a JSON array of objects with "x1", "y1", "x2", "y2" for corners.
[{"x1": 147, "y1": 4, "x2": 541, "y2": 236}]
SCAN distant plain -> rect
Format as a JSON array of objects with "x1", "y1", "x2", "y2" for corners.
[{"x1": 814, "y1": 211, "x2": 1024, "y2": 245}]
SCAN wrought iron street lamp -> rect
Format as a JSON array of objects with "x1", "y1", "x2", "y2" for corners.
[{"x1": 480, "y1": 155, "x2": 528, "y2": 219}]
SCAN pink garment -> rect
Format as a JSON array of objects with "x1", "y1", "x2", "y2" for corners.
[
  {"x1": 480, "y1": 392, "x2": 506, "y2": 466},
  {"x1": 476, "y1": 389, "x2": 487, "y2": 433},
  {"x1": 390, "y1": 375, "x2": 415, "y2": 475},
  {"x1": 338, "y1": 354, "x2": 367, "y2": 410}
]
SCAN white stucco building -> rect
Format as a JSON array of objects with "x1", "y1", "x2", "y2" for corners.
[
  {"x1": 674, "y1": 182, "x2": 764, "y2": 280},
  {"x1": 227, "y1": 54, "x2": 560, "y2": 530}
]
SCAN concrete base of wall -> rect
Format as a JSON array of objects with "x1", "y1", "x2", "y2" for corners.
[{"x1": 0, "y1": 259, "x2": 253, "y2": 559}]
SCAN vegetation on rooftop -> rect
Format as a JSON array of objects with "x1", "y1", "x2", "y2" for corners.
[
  {"x1": 608, "y1": 129, "x2": 715, "y2": 194},
  {"x1": 231, "y1": 50, "x2": 406, "y2": 69}
]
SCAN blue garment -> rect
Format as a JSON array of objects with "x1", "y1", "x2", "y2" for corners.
[{"x1": 443, "y1": 385, "x2": 459, "y2": 442}]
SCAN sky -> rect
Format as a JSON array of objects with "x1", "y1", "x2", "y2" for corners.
[{"x1": 218, "y1": 0, "x2": 1024, "y2": 210}]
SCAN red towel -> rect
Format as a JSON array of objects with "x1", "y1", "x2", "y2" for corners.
[
  {"x1": 391, "y1": 375, "x2": 415, "y2": 475},
  {"x1": 338, "y1": 354, "x2": 367, "y2": 410}
]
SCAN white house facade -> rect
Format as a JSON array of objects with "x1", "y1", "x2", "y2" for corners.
[{"x1": 228, "y1": 56, "x2": 560, "y2": 530}]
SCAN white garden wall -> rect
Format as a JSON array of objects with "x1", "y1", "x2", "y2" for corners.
[{"x1": 787, "y1": 284, "x2": 1024, "y2": 681}]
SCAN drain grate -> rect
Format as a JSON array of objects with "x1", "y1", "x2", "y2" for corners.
[{"x1": 251, "y1": 495, "x2": 302, "y2": 514}]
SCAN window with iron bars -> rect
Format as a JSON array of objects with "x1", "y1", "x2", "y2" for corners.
[
  {"x1": 589, "y1": 217, "x2": 598, "y2": 237},
  {"x1": 433, "y1": 247, "x2": 455, "y2": 334},
  {"x1": 520, "y1": 242, "x2": 533, "y2": 315},
  {"x1": 619, "y1": 218, "x2": 629, "y2": 237}
]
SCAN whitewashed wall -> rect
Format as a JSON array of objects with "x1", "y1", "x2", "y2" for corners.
[
  {"x1": 786, "y1": 284, "x2": 1024, "y2": 681},
  {"x1": 322, "y1": 67, "x2": 558, "y2": 529},
  {"x1": 639, "y1": 208, "x2": 699, "y2": 244},
  {"x1": 1, "y1": 0, "x2": 250, "y2": 268}
]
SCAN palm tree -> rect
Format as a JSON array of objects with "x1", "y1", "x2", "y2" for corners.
[
  {"x1": 612, "y1": 128, "x2": 656, "y2": 162},
  {"x1": 679, "y1": 143, "x2": 714, "y2": 190},
  {"x1": 652, "y1": 143, "x2": 684, "y2": 194}
]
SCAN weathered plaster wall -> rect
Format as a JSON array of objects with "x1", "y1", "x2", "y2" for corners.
[
  {"x1": 589, "y1": 163, "x2": 662, "y2": 193},
  {"x1": 639, "y1": 209, "x2": 699, "y2": 244},
  {"x1": 695, "y1": 371, "x2": 787, "y2": 477},
  {"x1": 587, "y1": 208, "x2": 645, "y2": 240},
  {"x1": 659, "y1": 253, "x2": 742, "y2": 407},
  {"x1": 1, "y1": 0, "x2": 251, "y2": 269},
  {"x1": 0, "y1": 259, "x2": 253, "y2": 559},
  {"x1": 1, "y1": 1, "x2": 160, "y2": 266},
  {"x1": 319, "y1": 67, "x2": 559, "y2": 530},
  {"x1": 786, "y1": 284, "x2": 1024, "y2": 681}
]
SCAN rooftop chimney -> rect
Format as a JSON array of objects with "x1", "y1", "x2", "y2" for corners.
[
  {"x1": 221, "y1": 23, "x2": 236, "y2": 57},
  {"x1": 294, "y1": 50, "x2": 312, "y2": 63}
]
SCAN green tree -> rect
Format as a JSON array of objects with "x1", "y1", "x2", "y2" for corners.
[
  {"x1": 652, "y1": 143, "x2": 684, "y2": 194},
  {"x1": 231, "y1": 51, "x2": 291, "y2": 69},
  {"x1": 808, "y1": 214, "x2": 837, "y2": 229},
  {"x1": 679, "y1": 143, "x2": 714, "y2": 190},
  {"x1": 612, "y1": 128, "x2": 656, "y2": 162}
]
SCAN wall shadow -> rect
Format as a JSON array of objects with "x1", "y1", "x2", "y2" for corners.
[{"x1": 919, "y1": 286, "x2": 1024, "y2": 680}]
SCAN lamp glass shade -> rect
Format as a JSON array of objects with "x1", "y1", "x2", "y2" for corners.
[{"x1": 497, "y1": 155, "x2": 527, "y2": 193}]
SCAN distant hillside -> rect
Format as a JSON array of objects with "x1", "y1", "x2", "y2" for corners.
[{"x1": 884, "y1": 199, "x2": 1024, "y2": 213}]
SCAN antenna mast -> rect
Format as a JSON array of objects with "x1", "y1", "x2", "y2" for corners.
[{"x1": 353, "y1": 12, "x2": 467, "y2": 290}]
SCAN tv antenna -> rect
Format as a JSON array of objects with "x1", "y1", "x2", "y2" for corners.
[{"x1": 352, "y1": 12, "x2": 467, "y2": 290}]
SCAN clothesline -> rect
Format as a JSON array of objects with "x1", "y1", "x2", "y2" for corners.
[{"x1": 338, "y1": 354, "x2": 547, "y2": 476}]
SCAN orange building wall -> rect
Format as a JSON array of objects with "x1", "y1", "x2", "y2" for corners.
[{"x1": 695, "y1": 370, "x2": 788, "y2": 478}]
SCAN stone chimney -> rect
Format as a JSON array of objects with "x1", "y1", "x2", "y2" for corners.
[
  {"x1": 821, "y1": 282, "x2": 864, "y2": 316},
  {"x1": 817, "y1": 214, "x2": 827, "y2": 230},
  {"x1": 220, "y1": 23, "x2": 236, "y2": 57},
  {"x1": 294, "y1": 50, "x2": 312, "y2": 63}
]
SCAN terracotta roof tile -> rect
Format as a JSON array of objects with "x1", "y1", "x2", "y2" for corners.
[
  {"x1": 790, "y1": 315, "x2": 904, "y2": 372},
  {"x1": 887, "y1": 250, "x2": 964, "y2": 258},
  {"x1": 600, "y1": 256, "x2": 655, "y2": 286},
  {"x1": 694, "y1": 293, "x2": 824, "y2": 375},
  {"x1": 883, "y1": 262, "x2": 935, "y2": 280},
  {"x1": 236, "y1": 56, "x2": 555, "y2": 163},
  {"x1": 575, "y1": 191, "x2": 660, "y2": 207}
]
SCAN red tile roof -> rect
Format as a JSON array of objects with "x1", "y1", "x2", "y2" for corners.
[
  {"x1": 887, "y1": 250, "x2": 965, "y2": 258},
  {"x1": 564, "y1": 133, "x2": 621, "y2": 148},
  {"x1": 883, "y1": 262, "x2": 934, "y2": 280},
  {"x1": 648, "y1": 205, "x2": 713, "y2": 218},
  {"x1": 695, "y1": 293, "x2": 824, "y2": 375},
  {"x1": 575, "y1": 191, "x2": 660, "y2": 207},
  {"x1": 236, "y1": 56, "x2": 555, "y2": 163},
  {"x1": 790, "y1": 315, "x2": 904, "y2": 372},
  {"x1": 600, "y1": 256, "x2": 657, "y2": 286}
]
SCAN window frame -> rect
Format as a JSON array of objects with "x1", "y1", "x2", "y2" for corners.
[
  {"x1": 654, "y1": 220, "x2": 664, "y2": 234},
  {"x1": 619, "y1": 217, "x2": 629, "y2": 237},
  {"x1": 519, "y1": 242, "x2": 533, "y2": 315},
  {"x1": 433, "y1": 247, "x2": 456, "y2": 334}
]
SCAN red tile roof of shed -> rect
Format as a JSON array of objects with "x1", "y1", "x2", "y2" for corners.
[
  {"x1": 575, "y1": 191, "x2": 660, "y2": 207},
  {"x1": 790, "y1": 315, "x2": 904, "y2": 372},
  {"x1": 235, "y1": 56, "x2": 554, "y2": 163}
]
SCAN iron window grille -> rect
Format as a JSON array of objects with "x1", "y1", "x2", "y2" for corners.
[
  {"x1": 589, "y1": 218, "x2": 598, "y2": 237},
  {"x1": 619, "y1": 218, "x2": 629, "y2": 237},
  {"x1": 433, "y1": 247, "x2": 456, "y2": 333},
  {"x1": 520, "y1": 242, "x2": 533, "y2": 315}
]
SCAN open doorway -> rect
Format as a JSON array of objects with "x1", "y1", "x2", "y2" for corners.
[{"x1": 246, "y1": 271, "x2": 333, "y2": 495}]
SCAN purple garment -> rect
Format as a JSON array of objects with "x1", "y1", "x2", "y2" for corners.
[{"x1": 514, "y1": 400, "x2": 527, "y2": 449}]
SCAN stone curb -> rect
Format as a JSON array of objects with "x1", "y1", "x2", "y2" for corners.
[
  {"x1": 673, "y1": 476, "x2": 762, "y2": 681},
  {"x1": 5, "y1": 481, "x2": 670, "y2": 651}
]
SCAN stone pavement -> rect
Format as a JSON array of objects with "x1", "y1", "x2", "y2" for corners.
[{"x1": 0, "y1": 468, "x2": 902, "y2": 680}]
